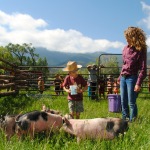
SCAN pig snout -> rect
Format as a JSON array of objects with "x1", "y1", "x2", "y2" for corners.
[
  {"x1": 113, "y1": 120, "x2": 129, "y2": 136},
  {"x1": 106, "y1": 119, "x2": 128, "y2": 136}
]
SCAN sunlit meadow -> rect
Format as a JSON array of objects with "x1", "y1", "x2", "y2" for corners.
[{"x1": 0, "y1": 91, "x2": 150, "y2": 150}]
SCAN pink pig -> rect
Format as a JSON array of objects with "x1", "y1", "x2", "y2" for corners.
[{"x1": 62, "y1": 117, "x2": 128, "y2": 142}]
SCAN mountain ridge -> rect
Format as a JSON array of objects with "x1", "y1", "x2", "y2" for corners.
[
  {"x1": 35, "y1": 48, "x2": 106, "y2": 66},
  {"x1": 35, "y1": 47, "x2": 150, "y2": 67}
]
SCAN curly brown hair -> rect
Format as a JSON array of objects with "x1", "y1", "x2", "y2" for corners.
[{"x1": 124, "y1": 27, "x2": 147, "y2": 51}]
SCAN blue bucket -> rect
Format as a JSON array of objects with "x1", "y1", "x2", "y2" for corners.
[{"x1": 108, "y1": 94, "x2": 121, "y2": 112}]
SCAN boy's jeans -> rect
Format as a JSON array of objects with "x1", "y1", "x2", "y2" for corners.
[{"x1": 120, "y1": 75, "x2": 138, "y2": 121}]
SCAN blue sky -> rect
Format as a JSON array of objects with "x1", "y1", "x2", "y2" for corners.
[{"x1": 0, "y1": 0, "x2": 150, "y2": 53}]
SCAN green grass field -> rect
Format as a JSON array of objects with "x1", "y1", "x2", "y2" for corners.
[{"x1": 0, "y1": 91, "x2": 150, "y2": 150}]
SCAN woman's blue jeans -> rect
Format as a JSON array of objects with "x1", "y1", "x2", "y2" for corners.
[{"x1": 120, "y1": 75, "x2": 138, "y2": 121}]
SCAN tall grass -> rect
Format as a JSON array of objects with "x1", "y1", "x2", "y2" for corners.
[{"x1": 0, "y1": 92, "x2": 150, "y2": 150}]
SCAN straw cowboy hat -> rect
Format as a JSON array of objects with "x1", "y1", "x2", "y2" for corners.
[{"x1": 62, "y1": 61, "x2": 82, "y2": 71}]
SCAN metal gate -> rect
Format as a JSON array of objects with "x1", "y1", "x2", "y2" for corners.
[{"x1": 97, "y1": 53, "x2": 150, "y2": 99}]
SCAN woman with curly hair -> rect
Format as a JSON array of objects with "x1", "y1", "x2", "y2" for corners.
[{"x1": 118, "y1": 27, "x2": 147, "y2": 122}]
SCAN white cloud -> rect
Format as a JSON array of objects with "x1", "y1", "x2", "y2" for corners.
[
  {"x1": 0, "y1": 11, "x2": 47, "y2": 30},
  {"x1": 1, "y1": 2, "x2": 150, "y2": 54},
  {"x1": 140, "y1": 2, "x2": 150, "y2": 48},
  {"x1": 140, "y1": 2, "x2": 150, "y2": 30},
  {"x1": 0, "y1": 10, "x2": 124, "y2": 53}
]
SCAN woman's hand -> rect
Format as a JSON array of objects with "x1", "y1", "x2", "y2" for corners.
[
  {"x1": 117, "y1": 80, "x2": 120, "y2": 85},
  {"x1": 134, "y1": 85, "x2": 141, "y2": 92}
]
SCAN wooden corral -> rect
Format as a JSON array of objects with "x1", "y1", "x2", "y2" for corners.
[
  {"x1": 0, "y1": 56, "x2": 49, "y2": 97},
  {"x1": 0, "y1": 58, "x2": 16, "y2": 96},
  {"x1": 0, "y1": 58, "x2": 42, "y2": 96}
]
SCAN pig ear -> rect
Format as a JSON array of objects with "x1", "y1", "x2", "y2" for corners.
[
  {"x1": 62, "y1": 117, "x2": 70, "y2": 125},
  {"x1": 15, "y1": 114, "x2": 21, "y2": 122},
  {"x1": 106, "y1": 121, "x2": 114, "y2": 131}
]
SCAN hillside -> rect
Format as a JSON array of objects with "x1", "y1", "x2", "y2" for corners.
[
  {"x1": 35, "y1": 48, "x2": 105, "y2": 66},
  {"x1": 35, "y1": 47, "x2": 150, "y2": 67}
]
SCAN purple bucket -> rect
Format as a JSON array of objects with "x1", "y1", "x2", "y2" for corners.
[{"x1": 108, "y1": 94, "x2": 121, "y2": 112}]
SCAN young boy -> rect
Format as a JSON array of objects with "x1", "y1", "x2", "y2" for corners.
[{"x1": 62, "y1": 61, "x2": 88, "y2": 119}]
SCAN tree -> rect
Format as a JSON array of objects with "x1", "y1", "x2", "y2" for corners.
[
  {"x1": 24, "y1": 43, "x2": 39, "y2": 66},
  {"x1": 5, "y1": 43, "x2": 39, "y2": 66},
  {"x1": 0, "y1": 46, "x2": 14, "y2": 74},
  {"x1": 99, "y1": 55, "x2": 120, "y2": 78},
  {"x1": 36, "y1": 57, "x2": 49, "y2": 79},
  {"x1": 6, "y1": 43, "x2": 28, "y2": 65},
  {"x1": 0, "y1": 46, "x2": 12, "y2": 59}
]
